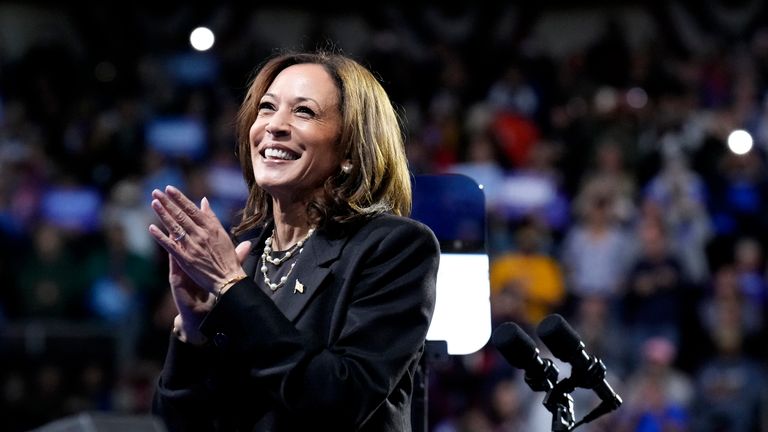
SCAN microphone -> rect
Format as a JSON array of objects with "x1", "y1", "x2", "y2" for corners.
[
  {"x1": 536, "y1": 314, "x2": 622, "y2": 413},
  {"x1": 490, "y1": 321, "x2": 558, "y2": 392}
]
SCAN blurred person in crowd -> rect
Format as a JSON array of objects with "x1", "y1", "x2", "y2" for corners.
[
  {"x1": 569, "y1": 294, "x2": 631, "y2": 380},
  {"x1": 433, "y1": 405, "x2": 495, "y2": 432},
  {"x1": 733, "y1": 236, "x2": 768, "y2": 309},
  {"x1": 84, "y1": 220, "x2": 159, "y2": 370},
  {"x1": 136, "y1": 290, "x2": 178, "y2": 367},
  {"x1": 641, "y1": 149, "x2": 713, "y2": 287},
  {"x1": 486, "y1": 63, "x2": 540, "y2": 120},
  {"x1": 447, "y1": 127, "x2": 509, "y2": 214},
  {"x1": 65, "y1": 361, "x2": 113, "y2": 414},
  {"x1": 620, "y1": 215, "x2": 687, "y2": 367},
  {"x1": 482, "y1": 61, "x2": 541, "y2": 171},
  {"x1": 696, "y1": 264, "x2": 765, "y2": 367},
  {"x1": 179, "y1": 150, "x2": 249, "y2": 234},
  {"x1": 559, "y1": 180, "x2": 635, "y2": 317},
  {"x1": 0, "y1": 368, "x2": 37, "y2": 431},
  {"x1": 427, "y1": 344, "x2": 508, "y2": 432},
  {"x1": 690, "y1": 306, "x2": 768, "y2": 432},
  {"x1": 79, "y1": 97, "x2": 147, "y2": 191},
  {"x1": 131, "y1": 293, "x2": 179, "y2": 412},
  {"x1": 14, "y1": 222, "x2": 84, "y2": 319},
  {"x1": 489, "y1": 217, "x2": 565, "y2": 328},
  {"x1": 432, "y1": 370, "x2": 533, "y2": 432},
  {"x1": 513, "y1": 138, "x2": 571, "y2": 237},
  {"x1": 140, "y1": 147, "x2": 188, "y2": 203},
  {"x1": 615, "y1": 336, "x2": 693, "y2": 432},
  {"x1": 418, "y1": 86, "x2": 464, "y2": 172},
  {"x1": 707, "y1": 148, "x2": 768, "y2": 241},
  {"x1": 199, "y1": 146, "x2": 251, "y2": 230},
  {"x1": 31, "y1": 363, "x2": 69, "y2": 428},
  {"x1": 577, "y1": 139, "x2": 637, "y2": 227},
  {"x1": 485, "y1": 374, "x2": 531, "y2": 432},
  {"x1": 428, "y1": 351, "x2": 512, "y2": 432},
  {"x1": 0, "y1": 141, "x2": 46, "y2": 239},
  {"x1": 102, "y1": 178, "x2": 159, "y2": 260},
  {"x1": 487, "y1": 137, "x2": 570, "y2": 253},
  {"x1": 113, "y1": 359, "x2": 162, "y2": 415},
  {"x1": 148, "y1": 49, "x2": 439, "y2": 431}
]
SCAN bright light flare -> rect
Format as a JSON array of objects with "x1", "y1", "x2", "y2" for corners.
[
  {"x1": 727, "y1": 129, "x2": 753, "y2": 155},
  {"x1": 190, "y1": 27, "x2": 215, "y2": 51}
]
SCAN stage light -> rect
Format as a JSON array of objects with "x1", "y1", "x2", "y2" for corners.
[
  {"x1": 190, "y1": 26, "x2": 215, "y2": 51},
  {"x1": 727, "y1": 129, "x2": 753, "y2": 155}
]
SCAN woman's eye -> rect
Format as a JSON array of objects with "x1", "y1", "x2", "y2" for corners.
[
  {"x1": 296, "y1": 106, "x2": 315, "y2": 116},
  {"x1": 258, "y1": 102, "x2": 275, "y2": 112}
]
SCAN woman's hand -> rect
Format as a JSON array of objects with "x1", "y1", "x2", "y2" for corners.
[
  {"x1": 168, "y1": 240, "x2": 251, "y2": 344},
  {"x1": 148, "y1": 185, "x2": 249, "y2": 294},
  {"x1": 168, "y1": 253, "x2": 212, "y2": 344}
]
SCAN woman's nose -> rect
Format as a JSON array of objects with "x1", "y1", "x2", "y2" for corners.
[{"x1": 265, "y1": 111, "x2": 290, "y2": 136}]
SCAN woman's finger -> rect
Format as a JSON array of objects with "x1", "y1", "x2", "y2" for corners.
[
  {"x1": 150, "y1": 198, "x2": 187, "y2": 240},
  {"x1": 166, "y1": 185, "x2": 208, "y2": 226},
  {"x1": 235, "y1": 240, "x2": 252, "y2": 264},
  {"x1": 151, "y1": 190, "x2": 198, "y2": 239},
  {"x1": 149, "y1": 223, "x2": 182, "y2": 255},
  {"x1": 149, "y1": 225, "x2": 201, "y2": 289},
  {"x1": 201, "y1": 196, "x2": 216, "y2": 218}
]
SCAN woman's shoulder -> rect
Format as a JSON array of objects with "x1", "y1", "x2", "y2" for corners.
[
  {"x1": 366, "y1": 212, "x2": 425, "y2": 226},
  {"x1": 347, "y1": 213, "x2": 438, "y2": 247}
]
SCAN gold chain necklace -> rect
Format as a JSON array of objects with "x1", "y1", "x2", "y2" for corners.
[{"x1": 260, "y1": 228, "x2": 315, "y2": 291}]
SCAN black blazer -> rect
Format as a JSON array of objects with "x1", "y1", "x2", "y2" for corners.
[{"x1": 152, "y1": 213, "x2": 439, "y2": 431}]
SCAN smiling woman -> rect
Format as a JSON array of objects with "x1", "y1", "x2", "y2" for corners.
[
  {"x1": 147, "y1": 49, "x2": 440, "y2": 431},
  {"x1": 249, "y1": 63, "x2": 344, "y2": 204}
]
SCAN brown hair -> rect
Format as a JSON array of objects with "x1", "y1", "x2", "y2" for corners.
[{"x1": 231, "y1": 50, "x2": 411, "y2": 236}]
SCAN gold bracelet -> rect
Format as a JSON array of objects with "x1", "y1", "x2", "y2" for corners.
[{"x1": 215, "y1": 274, "x2": 247, "y2": 302}]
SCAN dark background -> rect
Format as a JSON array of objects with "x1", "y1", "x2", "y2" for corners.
[{"x1": 2, "y1": 2, "x2": 768, "y2": 431}]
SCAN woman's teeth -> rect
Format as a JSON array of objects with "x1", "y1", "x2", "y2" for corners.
[{"x1": 264, "y1": 148, "x2": 298, "y2": 160}]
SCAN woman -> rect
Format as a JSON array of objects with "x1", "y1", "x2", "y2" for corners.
[{"x1": 148, "y1": 50, "x2": 439, "y2": 431}]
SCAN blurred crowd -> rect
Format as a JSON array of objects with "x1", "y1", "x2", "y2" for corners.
[{"x1": 2, "y1": 2, "x2": 768, "y2": 431}]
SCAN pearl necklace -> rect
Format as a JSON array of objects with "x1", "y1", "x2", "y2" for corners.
[{"x1": 261, "y1": 227, "x2": 315, "y2": 291}]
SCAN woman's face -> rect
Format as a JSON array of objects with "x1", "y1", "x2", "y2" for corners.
[{"x1": 250, "y1": 63, "x2": 342, "y2": 203}]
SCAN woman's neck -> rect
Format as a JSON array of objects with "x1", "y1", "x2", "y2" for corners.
[{"x1": 271, "y1": 200, "x2": 312, "y2": 250}]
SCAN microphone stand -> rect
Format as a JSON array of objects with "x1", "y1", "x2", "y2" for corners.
[
  {"x1": 543, "y1": 376, "x2": 576, "y2": 432},
  {"x1": 415, "y1": 340, "x2": 449, "y2": 432},
  {"x1": 542, "y1": 355, "x2": 619, "y2": 431},
  {"x1": 520, "y1": 358, "x2": 575, "y2": 432}
]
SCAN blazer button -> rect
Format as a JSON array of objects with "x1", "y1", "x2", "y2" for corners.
[{"x1": 213, "y1": 332, "x2": 229, "y2": 348}]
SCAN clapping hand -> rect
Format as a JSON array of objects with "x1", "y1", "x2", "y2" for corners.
[{"x1": 148, "y1": 185, "x2": 251, "y2": 343}]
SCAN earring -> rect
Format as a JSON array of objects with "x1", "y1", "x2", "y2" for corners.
[{"x1": 341, "y1": 162, "x2": 352, "y2": 174}]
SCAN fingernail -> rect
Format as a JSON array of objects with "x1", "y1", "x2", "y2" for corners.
[
  {"x1": 151, "y1": 199, "x2": 161, "y2": 209},
  {"x1": 166, "y1": 185, "x2": 179, "y2": 195}
]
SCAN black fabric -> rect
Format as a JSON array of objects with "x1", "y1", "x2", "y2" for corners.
[{"x1": 152, "y1": 214, "x2": 439, "y2": 431}]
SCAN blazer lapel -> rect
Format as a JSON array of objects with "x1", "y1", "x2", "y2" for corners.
[{"x1": 272, "y1": 229, "x2": 345, "y2": 321}]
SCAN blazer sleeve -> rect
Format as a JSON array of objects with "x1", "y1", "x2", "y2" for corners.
[{"x1": 193, "y1": 217, "x2": 439, "y2": 428}]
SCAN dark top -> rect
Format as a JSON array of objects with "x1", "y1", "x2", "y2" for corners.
[{"x1": 152, "y1": 213, "x2": 440, "y2": 431}]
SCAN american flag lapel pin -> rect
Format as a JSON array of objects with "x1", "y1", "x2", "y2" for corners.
[{"x1": 294, "y1": 279, "x2": 304, "y2": 294}]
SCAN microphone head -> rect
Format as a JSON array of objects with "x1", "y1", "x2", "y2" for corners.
[
  {"x1": 536, "y1": 314, "x2": 583, "y2": 362},
  {"x1": 491, "y1": 321, "x2": 540, "y2": 370}
]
